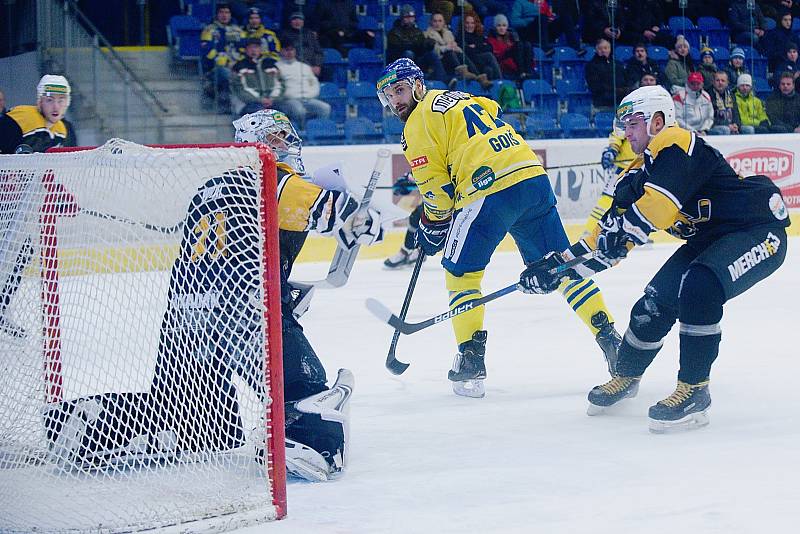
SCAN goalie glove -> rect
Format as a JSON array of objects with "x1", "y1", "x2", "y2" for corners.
[{"x1": 334, "y1": 195, "x2": 384, "y2": 250}]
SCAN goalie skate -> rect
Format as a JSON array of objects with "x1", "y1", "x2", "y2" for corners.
[
  {"x1": 285, "y1": 438, "x2": 332, "y2": 482},
  {"x1": 648, "y1": 381, "x2": 711, "y2": 434}
]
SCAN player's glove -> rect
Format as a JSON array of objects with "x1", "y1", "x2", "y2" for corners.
[
  {"x1": 415, "y1": 214, "x2": 450, "y2": 256},
  {"x1": 518, "y1": 251, "x2": 576, "y2": 294},
  {"x1": 601, "y1": 148, "x2": 618, "y2": 171},
  {"x1": 596, "y1": 211, "x2": 648, "y2": 262},
  {"x1": 392, "y1": 175, "x2": 417, "y2": 196}
]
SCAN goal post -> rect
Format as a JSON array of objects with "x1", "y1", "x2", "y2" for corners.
[{"x1": 0, "y1": 139, "x2": 286, "y2": 532}]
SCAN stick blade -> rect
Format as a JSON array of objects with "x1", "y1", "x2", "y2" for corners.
[
  {"x1": 385, "y1": 354, "x2": 410, "y2": 375},
  {"x1": 365, "y1": 298, "x2": 394, "y2": 324}
]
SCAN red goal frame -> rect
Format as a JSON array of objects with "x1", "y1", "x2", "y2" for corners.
[{"x1": 44, "y1": 142, "x2": 286, "y2": 520}]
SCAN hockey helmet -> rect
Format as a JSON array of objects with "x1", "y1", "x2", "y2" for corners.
[
  {"x1": 233, "y1": 109, "x2": 304, "y2": 171},
  {"x1": 37, "y1": 75, "x2": 71, "y2": 107},
  {"x1": 615, "y1": 85, "x2": 675, "y2": 136},
  {"x1": 376, "y1": 58, "x2": 426, "y2": 115}
]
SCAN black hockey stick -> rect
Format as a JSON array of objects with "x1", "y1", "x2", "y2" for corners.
[
  {"x1": 82, "y1": 209, "x2": 183, "y2": 234},
  {"x1": 384, "y1": 250, "x2": 426, "y2": 375},
  {"x1": 366, "y1": 251, "x2": 599, "y2": 336}
]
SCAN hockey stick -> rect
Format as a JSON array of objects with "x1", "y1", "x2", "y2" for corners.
[
  {"x1": 311, "y1": 149, "x2": 391, "y2": 289},
  {"x1": 366, "y1": 251, "x2": 599, "y2": 336},
  {"x1": 384, "y1": 250, "x2": 425, "y2": 375},
  {"x1": 82, "y1": 209, "x2": 183, "y2": 234}
]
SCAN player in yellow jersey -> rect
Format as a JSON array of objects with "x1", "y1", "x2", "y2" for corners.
[
  {"x1": 376, "y1": 58, "x2": 621, "y2": 398},
  {"x1": 582, "y1": 131, "x2": 636, "y2": 236},
  {"x1": 519, "y1": 85, "x2": 790, "y2": 432}
]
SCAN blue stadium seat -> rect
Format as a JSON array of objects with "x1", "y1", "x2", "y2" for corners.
[
  {"x1": 522, "y1": 79, "x2": 558, "y2": 116},
  {"x1": 560, "y1": 113, "x2": 595, "y2": 138},
  {"x1": 753, "y1": 76, "x2": 772, "y2": 99},
  {"x1": 304, "y1": 119, "x2": 341, "y2": 145},
  {"x1": 426, "y1": 80, "x2": 448, "y2": 90},
  {"x1": 532, "y1": 47, "x2": 555, "y2": 83},
  {"x1": 320, "y1": 82, "x2": 347, "y2": 123},
  {"x1": 525, "y1": 116, "x2": 561, "y2": 139},
  {"x1": 347, "y1": 81, "x2": 384, "y2": 122},
  {"x1": 793, "y1": 18, "x2": 800, "y2": 31},
  {"x1": 668, "y1": 16, "x2": 695, "y2": 32},
  {"x1": 490, "y1": 80, "x2": 516, "y2": 103},
  {"x1": 502, "y1": 114, "x2": 524, "y2": 135},
  {"x1": 345, "y1": 117, "x2": 384, "y2": 144},
  {"x1": 763, "y1": 18, "x2": 776, "y2": 31},
  {"x1": 454, "y1": 80, "x2": 487, "y2": 96},
  {"x1": 186, "y1": 0, "x2": 213, "y2": 23},
  {"x1": 566, "y1": 92, "x2": 592, "y2": 116},
  {"x1": 383, "y1": 116, "x2": 405, "y2": 143},
  {"x1": 647, "y1": 46, "x2": 670, "y2": 67},
  {"x1": 348, "y1": 47, "x2": 383, "y2": 82},
  {"x1": 614, "y1": 45, "x2": 634, "y2": 63},
  {"x1": 594, "y1": 111, "x2": 615, "y2": 136},
  {"x1": 168, "y1": 15, "x2": 204, "y2": 60},
  {"x1": 323, "y1": 48, "x2": 348, "y2": 88},
  {"x1": 697, "y1": 17, "x2": 723, "y2": 30}
]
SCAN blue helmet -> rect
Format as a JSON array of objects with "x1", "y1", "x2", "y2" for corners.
[{"x1": 376, "y1": 58, "x2": 426, "y2": 114}]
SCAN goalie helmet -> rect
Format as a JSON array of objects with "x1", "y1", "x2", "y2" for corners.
[
  {"x1": 376, "y1": 58, "x2": 426, "y2": 116},
  {"x1": 233, "y1": 109, "x2": 304, "y2": 172},
  {"x1": 37, "y1": 74, "x2": 71, "y2": 107},
  {"x1": 615, "y1": 85, "x2": 675, "y2": 136}
]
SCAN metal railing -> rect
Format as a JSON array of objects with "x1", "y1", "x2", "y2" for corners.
[{"x1": 37, "y1": 0, "x2": 166, "y2": 143}]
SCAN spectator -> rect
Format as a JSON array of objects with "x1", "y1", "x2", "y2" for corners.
[
  {"x1": 387, "y1": 5, "x2": 448, "y2": 83},
  {"x1": 0, "y1": 75, "x2": 72, "y2": 154},
  {"x1": 664, "y1": 35, "x2": 697, "y2": 94},
  {"x1": 424, "y1": 12, "x2": 474, "y2": 83},
  {"x1": 0, "y1": 90, "x2": 6, "y2": 114},
  {"x1": 698, "y1": 47, "x2": 718, "y2": 93},
  {"x1": 314, "y1": 0, "x2": 374, "y2": 56},
  {"x1": 760, "y1": 8, "x2": 795, "y2": 71},
  {"x1": 627, "y1": 0, "x2": 672, "y2": 47},
  {"x1": 725, "y1": 47, "x2": 750, "y2": 85},
  {"x1": 231, "y1": 38, "x2": 282, "y2": 116},
  {"x1": 728, "y1": 0, "x2": 768, "y2": 46},
  {"x1": 462, "y1": 13, "x2": 502, "y2": 84},
  {"x1": 510, "y1": 0, "x2": 576, "y2": 51},
  {"x1": 639, "y1": 72, "x2": 658, "y2": 87},
  {"x1": 487, "y1": 14, "x2": 533, "y2": 80},
  {"x1": 623, "y1": 42, "x2": 661, "y2": 88},
  {"x1": 765, "y1": 71, "x2": 800, "y2": 132},
  {"x1": 759, "y1": 0, "x2": 800, "y2": 20},
  {"x1": 585, "y1": 38, "x2": 626, "y2": 112},
  {"x1": 673, "y1": 71, "x2": 714, "y2": 134},
  {"x1": 279, "y1": 12, "x2": 324, "y2": 77},
  {"x1": 708, "y1": 71, "x2": 742, "y2": 135},
  {"x1": 425, "y1": 1, "x2": 476, "y2": 24},
  {"x1": 200, "y1": 4, "x2": 244, "y2": 106},
  {"x1": 228, "y1": 1, "x2": 274, "y2": 25},
  {"x1": 582, "y1": 0, "x2": 626, "y2": 46},
  {"x1": 241, "y1": 8, "x2": 280, "y2": 61},
  {"x1": 275, "y1": 42, "x2": 331, "y2": 127},
  {"x1": 773, "y1": 42, "x2": 800, "y2": 87},
  {"x1": 734, "y1": 73, "x2": 772, "y2": 133}
]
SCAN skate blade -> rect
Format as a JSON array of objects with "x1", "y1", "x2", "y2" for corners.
[
  {"x1": 452, "y1": 379, "x2": 485, "y2": 398},
  {"x1": 648, "y1": 410, "x2": 710, "y2": 434},
  {"x1": 586, "y1": 403, "x2": 607, "y2": 416}
]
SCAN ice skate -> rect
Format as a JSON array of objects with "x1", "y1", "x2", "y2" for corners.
[
  {"x1": 449, "y1": 331, "x2": 487, "y2": 398},
  {"x1": 285, "y1": 438, "x2": 332, "y2": 482},
  {"x1": 383, "y1": 246, "x2": 420, "y2": 269},
  {"x1": 586, "y1": 375, "x2": 640, "y2": 415},
  {"x1": 592, "y1": 311, "x2": 620, "y2": 375},
  {"x1": 648, "y1": 380, "x2": 711, "y2": 434}
]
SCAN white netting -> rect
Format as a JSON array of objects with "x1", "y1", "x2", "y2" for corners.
[{"x1": 0, "y1": 139, "x2": 283, "y2": 532}]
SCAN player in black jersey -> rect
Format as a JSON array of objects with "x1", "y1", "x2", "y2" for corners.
[{"x1": 518, "y1": 85, "x2": 790, "y2": 433}]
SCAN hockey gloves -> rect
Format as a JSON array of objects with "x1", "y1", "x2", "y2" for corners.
[
  {"x1": 518, "y1": 251, "x2": 574, "y2": 294},
  {"x1": 416, "y1": 214, "x2": 450, "y2": 256},
  {"x1": 392, "y1": 174, "x2": 417, "y2": 196},
  {"x1": 601, "y1": 148, "x2": 618, "y2": 171},
  {"x1": 596, "y1": 211, "x2": 648, "y2": 262},
  {"x1": 336, "y1": 202, "x2": 384, "y2": 250}
]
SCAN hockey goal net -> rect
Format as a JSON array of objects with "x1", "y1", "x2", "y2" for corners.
[{"x1": 0, "y1": 139, "x2": 286, "y2": 532}]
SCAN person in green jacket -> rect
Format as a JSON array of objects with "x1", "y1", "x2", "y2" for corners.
[{"x1": 734, "y1": 74, "x2": 771, "y2": 133}]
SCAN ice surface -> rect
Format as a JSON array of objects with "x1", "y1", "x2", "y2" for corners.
[{"x1": 257, "y1": 241, "x2": 800, "y2": 534}]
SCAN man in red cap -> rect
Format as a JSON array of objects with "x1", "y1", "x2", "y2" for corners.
[{"x1": 672, "y1": 71, "x2": 713, "y2": 134}]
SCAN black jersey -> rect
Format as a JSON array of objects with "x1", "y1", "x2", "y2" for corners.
[{"x1": 604, "y1": 126, "x2": 790, "y2": 246}]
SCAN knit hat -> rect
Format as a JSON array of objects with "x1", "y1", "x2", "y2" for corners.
[
  {"x1": 787, "y1": 41, "x2": 798, "y2": 52},
  {"x1": 700, "y1": 47, "x2": 714, "y2": 59},
  {"x1": 737, "y1": 73, "x2": 752, "y2": 87},
  {"x1": 494, "y1": 14, "x2": 509, "y2": 26},
  {"x1": 289, "y1": 11, "x2": 305, "y2": 21},
  {"x1": 687, "y1": 71, "x2": 704, "y2": 84},
  {"x1": 731, "y1": 47, "x2": 746, "y2": 60},
  {"x1": 400, "y1": 4, "x2": 415, "y2": 17}
]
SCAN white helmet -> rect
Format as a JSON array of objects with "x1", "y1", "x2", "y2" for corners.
[
  {"x1": 233, "y1": 109, "x2": 304, "y2": 173},
  {"x1": 37, "y1": 75, "x2": 71, "y2": 107},
  {"x1": 616, "y1": 85, "x2": 675, "y2": 136}
]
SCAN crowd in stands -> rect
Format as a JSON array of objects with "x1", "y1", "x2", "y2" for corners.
[{"x1": 168, "y1": 0, "x2": 800, "y2": 142}]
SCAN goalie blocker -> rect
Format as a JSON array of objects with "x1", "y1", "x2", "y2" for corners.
[{"x1": 43, "y1": 169, "x2": 352, "y2": 481}]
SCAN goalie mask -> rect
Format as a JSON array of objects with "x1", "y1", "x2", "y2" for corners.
[
  {"x1": 615, "y1": 85, "x2": 675, "y2": 137},
  {"x1": 233, "y1": 110, "x2": 305, "y2": 173}
]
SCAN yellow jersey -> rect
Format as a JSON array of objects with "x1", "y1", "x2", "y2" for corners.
[{"x1": 402, "y1": 89, "x2": 547, "y2": 222}]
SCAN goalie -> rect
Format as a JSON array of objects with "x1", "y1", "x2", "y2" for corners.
[{"x1": 43, "y1": 111, "x2": 384, "y2": 482}]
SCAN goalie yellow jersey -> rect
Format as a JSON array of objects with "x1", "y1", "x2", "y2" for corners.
[
  {"x1": 276, "y1": 161, "x2": 328, "y2": 232},
  {"x1": 402, "y1": 90, "x2": 546, "y2": 221}
]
